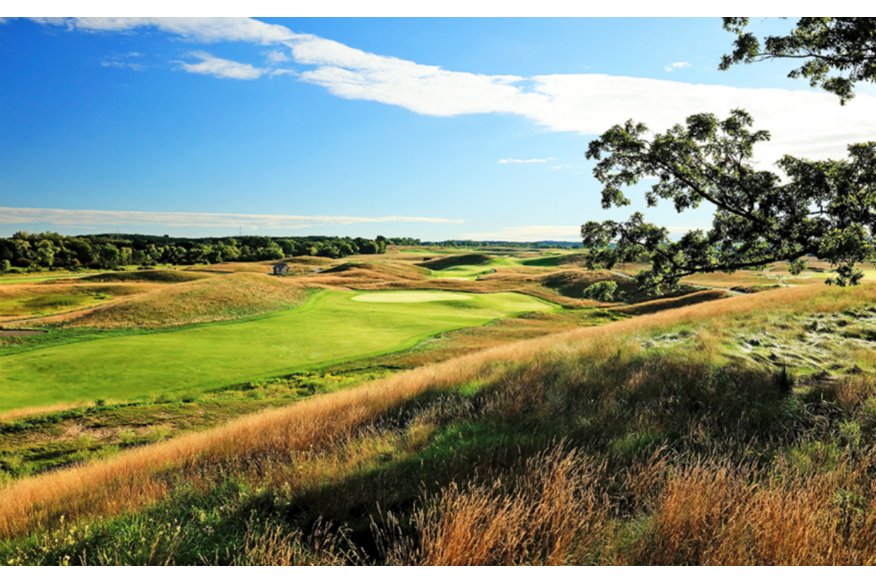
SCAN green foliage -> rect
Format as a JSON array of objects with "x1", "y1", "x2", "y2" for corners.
[
  {"x1": 582, "y1": 280, "x2": 618, "y2": 302},
  {"x1": 721, "y1": 18, "x2": 876, "y2": 105},
  {"x1": 581, "y1": 110, "x2": 876, "y2": 291}
]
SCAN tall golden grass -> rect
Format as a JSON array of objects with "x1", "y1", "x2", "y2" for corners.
[{"x1": 60, "y1": 272, "x2": 308, "y2": 328}]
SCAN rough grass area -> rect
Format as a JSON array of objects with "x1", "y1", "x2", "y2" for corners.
[
  {"x1": 521, "y1": 253, "x2": 588, "y2": 268},
  {"x1": 59, "y1": 273, "x2": 308, "y2": 329},
  {"x1": 612, "y1": 289, "x2": 730, "y2": 316},
  {"x1": 2, "y1": 285, "x2": 875, "y2": 564},
  {"x1": 76, "y1": 270, "x2": 210, "y2": 284},
  {"x1": 0, "y1": 283, "x2": 159, "y2": 323},
  {"x1": 417, "y1": 254, "x2": 493, "y2": 271}
]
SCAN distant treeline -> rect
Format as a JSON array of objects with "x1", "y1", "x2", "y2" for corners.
[
  {"x1": 429, "y1": 240, "x2": 582, "y2": 249},
  {"x1": 0, "y1": 232, "x2": 422, "y2": 272}
]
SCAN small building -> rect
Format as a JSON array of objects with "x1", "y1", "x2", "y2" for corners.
[{"x1": 273, "y1": 263, "x2": 290, "y2": 276}]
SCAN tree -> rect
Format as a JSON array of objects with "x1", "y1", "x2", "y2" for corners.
[
  {"x1": 98, "y1": 244, "x2": 120, "y2": 269},
  {"x1": 720, "y1": 18, "x2": 876, "y2": 105},
  {"x1": 582, "y1": 110, "x2": 876, "y2": 291},
  {"x1": 583, "y1": 280, "x2": 618, "y2": 302},
  {"x1": 0, "y1": 259, "x2": 10, "y2": 273}
]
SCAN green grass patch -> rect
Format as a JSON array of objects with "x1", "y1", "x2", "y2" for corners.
[
  {"x1": 0, "y1": 290, "x2": 555, "y2": 412},
  {"x1": 0, "y1": 292, "x2": 112, "y2": 319}
]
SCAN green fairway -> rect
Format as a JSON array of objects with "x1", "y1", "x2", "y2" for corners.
[
  {"x1": 0, "y1": 273, "x2": 102, "y2": 285},
  {"x1": 0, "y1": 290, "x2": 554, "y2": 411},
  {"x1": 428, "y1": 257, "x2": 528, "y2": 279}
]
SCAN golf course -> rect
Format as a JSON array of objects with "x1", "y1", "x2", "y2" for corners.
[{"x1": 0, "y1": 289, "x2": 554, "y2": 411}]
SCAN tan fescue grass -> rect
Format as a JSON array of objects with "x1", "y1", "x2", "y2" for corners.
[
  {"x1": 617, "y1": 451, "x2": 876, "y2": 565},
  {"x1": 0, "y1": 403, "x2": 84, "y2": 423},
  {"x1": 613, "y1": 289, "x2": 729, "y2": 316},
  {"x1": 383, "y1": 447, "x2": 610, "y2": 566},
  {"x1": 59, "y1": 272, "x2": 308, "y2": 328},
  {"x1": 2, "y1": 283, "x2": 874, "y2": 548}
]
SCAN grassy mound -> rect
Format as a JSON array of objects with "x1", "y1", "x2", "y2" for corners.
[
  {"x1": 77, "y1": 270, "x2": 209, "y2": 284},
  {"x1": 522, "y1": 253, "x2": 588, "y2": 268},
  {"x1": 612, "y1": 289, "x2": 730, "y2": 315},
  {"x1": 62, "y1": 273, "x2": 308, "y2": 329},
  {"x1": 308, "y1": 262, "x2": 430, "y2": 285},
  {"x1": 539, "y1": 270, "x2": 632, "y2": 299},
  {"x1": 417, "y1": 254, "x2": 493, "y2": 271}
]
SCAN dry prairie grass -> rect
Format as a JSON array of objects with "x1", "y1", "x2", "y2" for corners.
[
  {"x1": 56, "y1": 273, "x2": 308, "y2": 328},
  {"x1": 0, "y1": 403, "x2": 85, "y2": 423},
  {"x1": 613, "y1": 290, "x2": 730, "y2": 316},
  {"x1": 382, "y1": 447, "x2": 611, "y2": 566}
]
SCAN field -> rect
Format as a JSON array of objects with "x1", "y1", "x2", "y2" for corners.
[
  {"x1": 2, "y1": 247, "x2": 876, "y2": 565},
  {"x1": 0, "y1": 289, "x2": 552, "y2": 411}
]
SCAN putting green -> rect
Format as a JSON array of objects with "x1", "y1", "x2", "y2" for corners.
[
  {"x1": 0, "y1": 289, "x2": 554, "y2": 411},
  {"x1": 352, "y1": 291, "x2": 473, "y2": 303}
]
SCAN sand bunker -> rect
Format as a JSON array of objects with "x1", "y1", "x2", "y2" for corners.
[
  {"x1": 0, "y1": 329, "x2": 46, "y2": 337},
  {"x1": 351, "y1": 291, "x2": 474, "y2": 303}
]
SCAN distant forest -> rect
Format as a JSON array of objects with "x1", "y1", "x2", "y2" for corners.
[
  {"x1": 0, "y1": 231, "x2": 582, "y2": 273},
  {"x1": 0, "y1": 232, "x2": 421, "y2": 271}
]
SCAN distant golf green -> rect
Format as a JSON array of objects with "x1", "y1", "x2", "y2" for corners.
[{"x1": 0, "y1": 290, "x2": 554, "y2": 411}]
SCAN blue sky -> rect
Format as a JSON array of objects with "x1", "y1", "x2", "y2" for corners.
[{"x1": 2, "y1": 16, "x2": 875, "y2": 241}]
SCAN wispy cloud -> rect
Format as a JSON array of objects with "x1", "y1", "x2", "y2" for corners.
[
  {"x1": 30, "y1": 17, "x2": 876, "y2": 165},
  {"x1": 265, "y1": 49, "x2": 290, "y2": 64},
  {"x1": 268, "y1": 68, "x2": 297, "y2": 78},
  {"x1": 102, "y1": 59, "x2": 146, "y2": 71},
  {"x1": 551, "y1": 164, "x2": 571, "y2": 170},
  {"x1": 0, "y1": 207, "x2": 465, "y2": 229},
  {"x1": 175, "y1": 51, "x2": 269, "y2": 80},
  {"x1": 498, "y1": 157, "x2": 554, "y2": 164},
  {"x1": 460, "y1": 225, "x2": 582, "y2": 242},
  {"x1": 664, "y1": 61, "x2": 692, "y2": 72}
]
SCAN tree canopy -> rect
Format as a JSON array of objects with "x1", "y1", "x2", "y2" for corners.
[
  {"x1": 720, "y1": 18, "x2": 876, "y2": 105},
  {"x1": 582, "y1": 110, "x2": 876, "y2": 291},
  {"x1": 581, "y1": 18, "x2": 876, "y2": 292}
]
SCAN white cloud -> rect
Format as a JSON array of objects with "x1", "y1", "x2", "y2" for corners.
[
  {"x1": 265, "y1": 49, "x2": 290, "y2": 64},
  {"x1": 460, "y1": 225, "x2": 582, "y2": 242},
  {"x1": 498, "y1": 157, "x2": 553, "y2": 164},
  {"x1": 30, "y1": 17, "x2": 876, "y2": 166},
  {"x1": 101, "y1": 60, "x2": 146, "y2": 71},
  {"x1": 551, "y1": 164, "x2": 571, "y2": 170},
  {"x1": 664, "y1": 61, "x2": 692, "y2": 72},
  {"x1": 0, "y1": 207, "x2": 465, "y2": 229},
  {"x1": 269, "y1": 68, "x2": 297, "y2": 78},
  {"x1": 175, "y1": 51, "x2": 268, "y2": 80},
  {"x1": 31, "y1": 17, "x2": 300, "y2": 45}
]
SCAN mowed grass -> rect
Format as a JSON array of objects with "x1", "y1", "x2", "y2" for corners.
[
  {"x1": 0, "y1": 273, "x2": 103, "y2": 285},
  {"x1": 0, "y1": 290, "x2": 553, "y2": 412}
]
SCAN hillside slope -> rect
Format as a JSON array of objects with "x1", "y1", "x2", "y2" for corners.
[{"x1": 2, "y1": 284, "x2": 875, "y2": 564}]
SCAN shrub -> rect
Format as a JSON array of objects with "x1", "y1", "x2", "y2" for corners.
[{"x1": 582, "y1": 280, "x2": 617, "y2": 302}]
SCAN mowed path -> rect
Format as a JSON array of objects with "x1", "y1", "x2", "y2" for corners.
[{"x1": 0, "y1": 290, "x2": 553, "y2": 411}]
